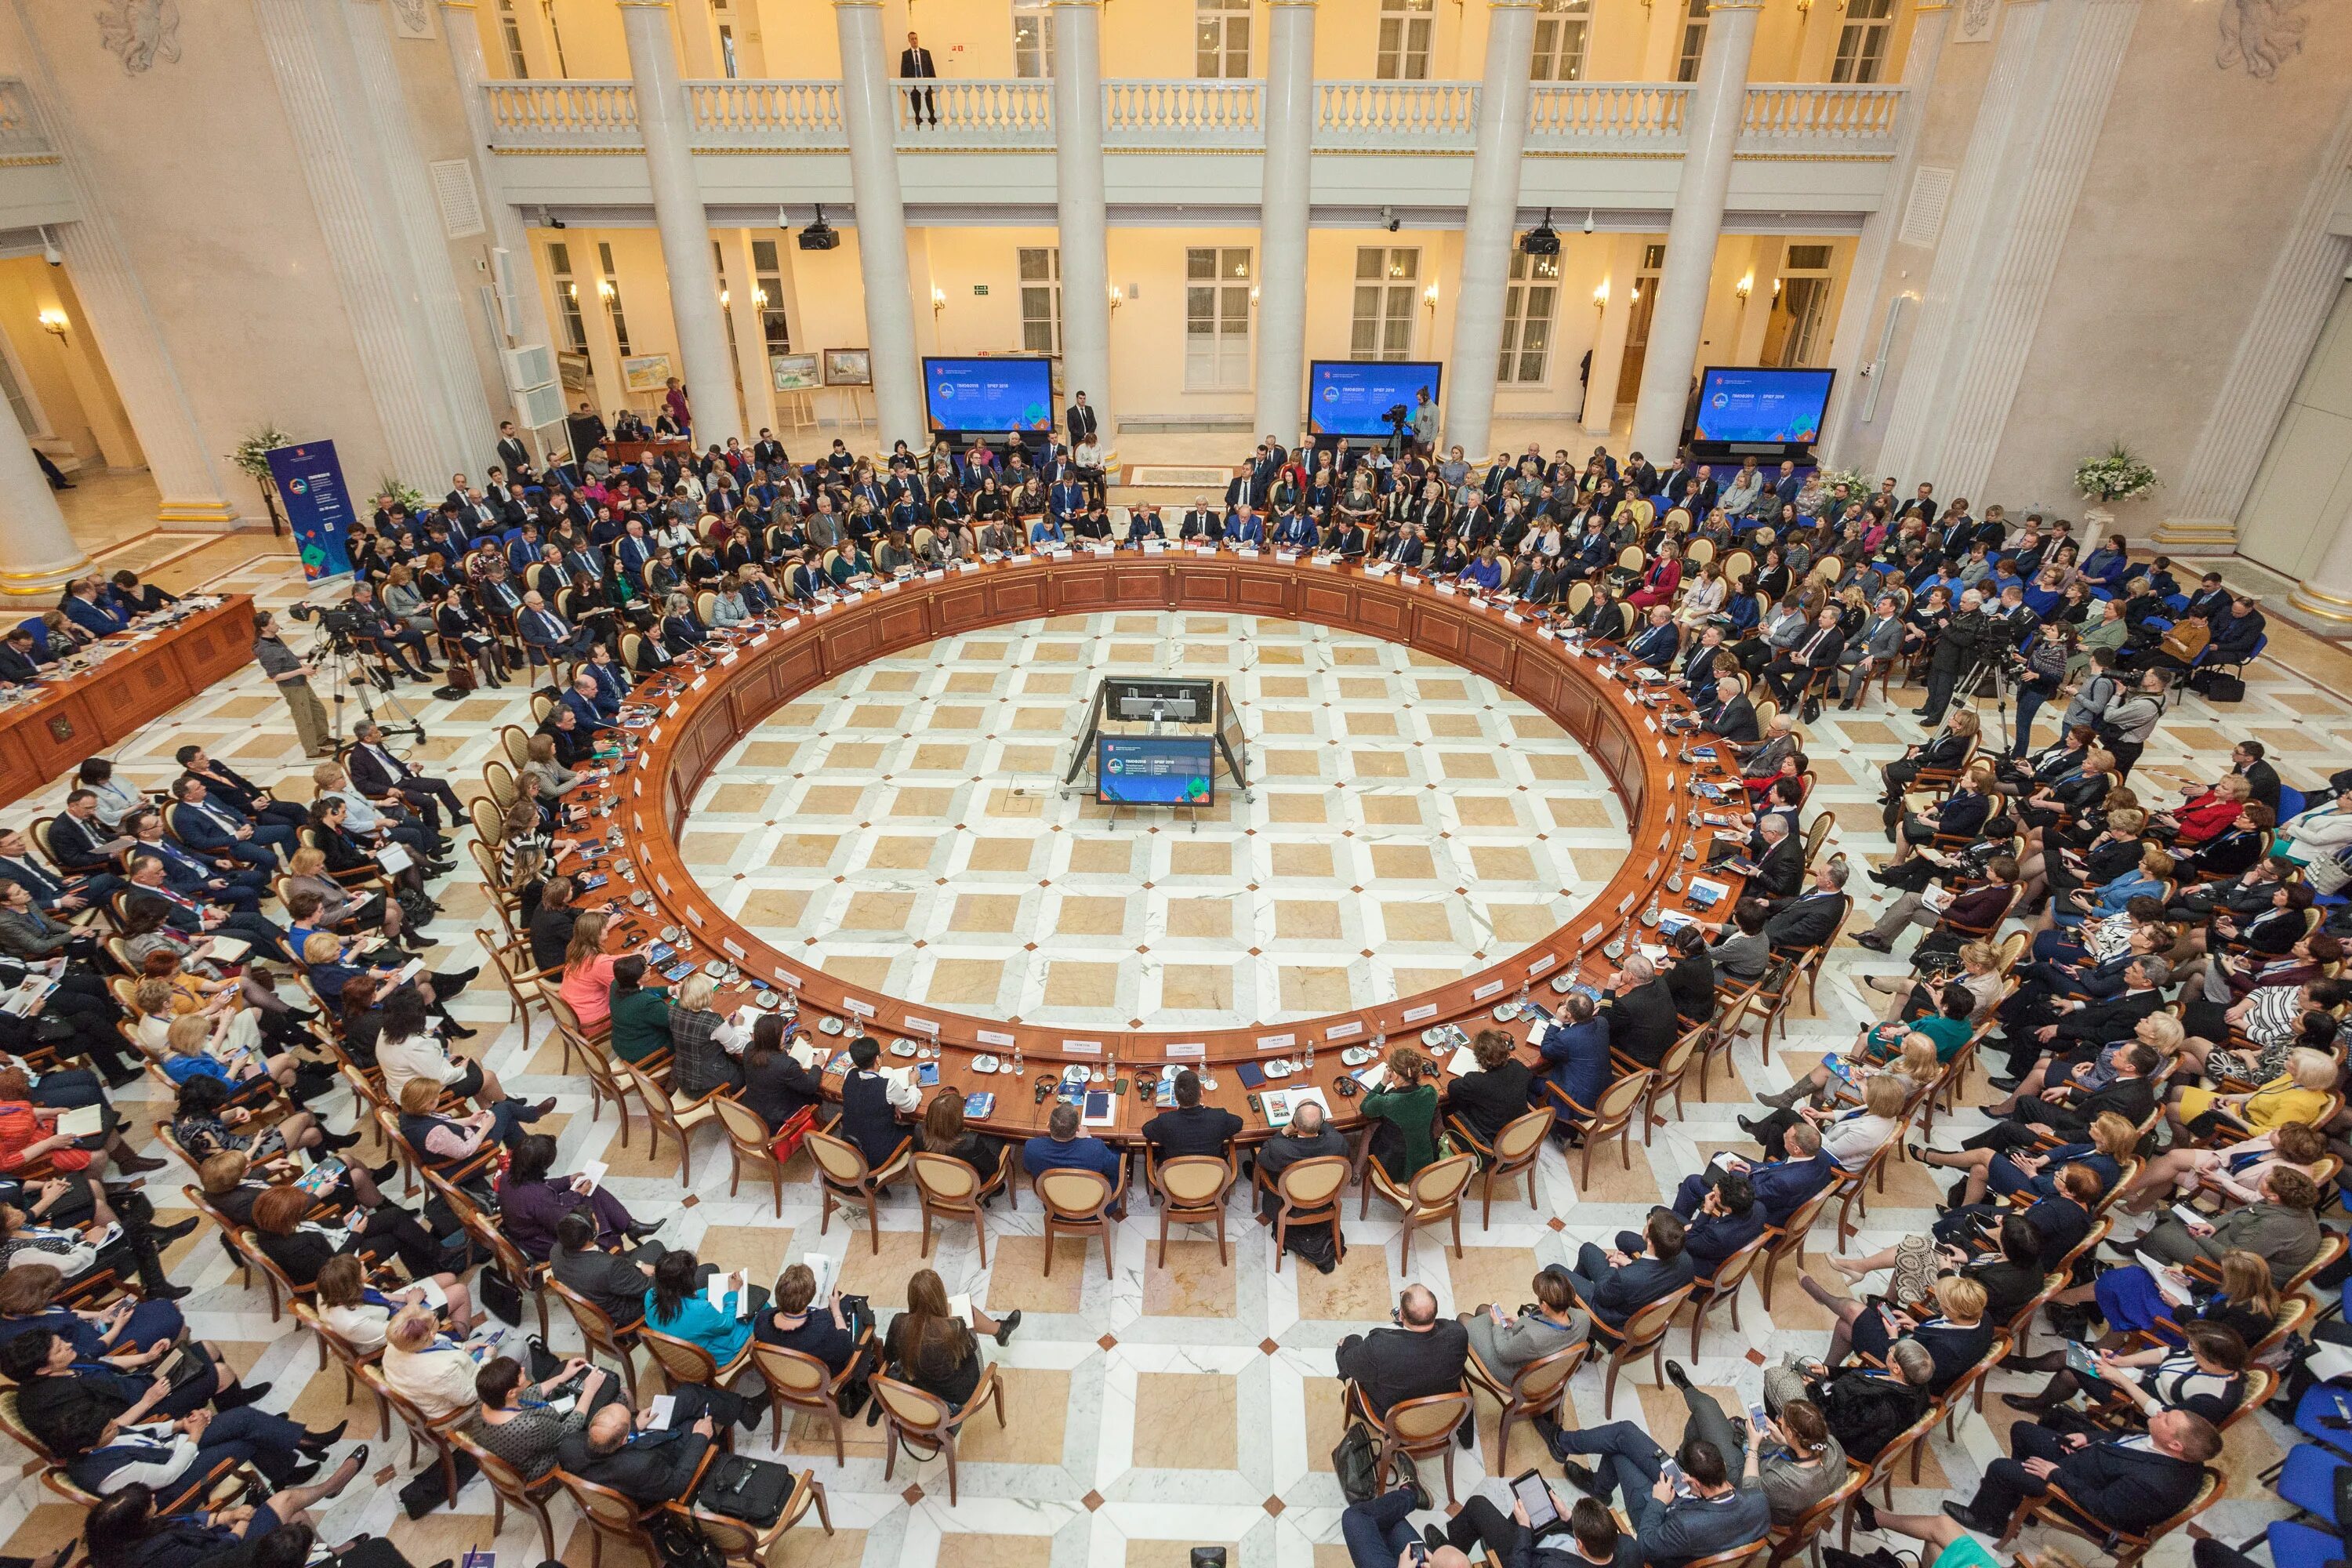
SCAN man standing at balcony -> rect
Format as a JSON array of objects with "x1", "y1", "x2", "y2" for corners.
[{"x1": 900, "y1": 32, "x2": 938, "y2": 129}]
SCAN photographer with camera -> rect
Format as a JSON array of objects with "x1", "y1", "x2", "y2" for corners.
[{"x1": 252, "y1": 612, "x2": 333, "y2": 760}]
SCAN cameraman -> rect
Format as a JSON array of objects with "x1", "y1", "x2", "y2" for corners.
[{"x1": 251, "y1": 612, "x2": 333, "y2": 760}]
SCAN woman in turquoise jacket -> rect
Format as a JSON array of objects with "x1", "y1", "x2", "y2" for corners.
[{"x1": 642, "y1": 1249, "x2": 754, "y2": 1364}]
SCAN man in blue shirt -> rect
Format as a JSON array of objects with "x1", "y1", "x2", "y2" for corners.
[
  {"x1": 1021, "y1": 1103, "x2": 1127, "y2": 1217},
  {"x1": 1222, "y1": 503, "x2": 1265, "y2": 548}
]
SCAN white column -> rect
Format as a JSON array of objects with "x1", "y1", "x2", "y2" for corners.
[
  {"x1": 721, "y1": 231, "x2": 782, "y2": 440},
  {"x1": 439, "y1": 1, "x2": 560, "y2": 367},
  {"x1": 1580, "y1": 234, "x2": 1642, "y2": 440},
  {"x1": 1443, "y1": 0, "x2": 1537, "y2": 460},
  {"x1": 1052, "y1": 0, "x2": 1112, "y2": 441},
  {"x1": 1254, "y1": 0, "x2": 1316, "y2": 445},
  {"x1": 0, "y1": 437, "x2": 91, "y2": 600},
  {"x1": 2290, "y1": 490, "x2": 2352, "y2": 628},
  {"x1": 0, "y1": 5, "x2": 237, "y2": 526},
  {"x1": 1818, "y1": 0, "x2": 1951, "y2": 460},
  {"x1": 343, "y1": 0, "x2": 500, "y2": 466},
  {"x1": 619, "y1": 0, "x2": 742, "y2": 451},
  {"x1": 1629, "y1": 0, "x2": 1762, "y2": 460},
  {"x1": 836, "y1": 0, "x2": 925, "y2": 448},
  {"x1": 2158, "y1": 95, "x2": 2352, "y2": 550}
]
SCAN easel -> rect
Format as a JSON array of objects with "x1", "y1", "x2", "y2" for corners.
[
  {"x1": 777, "y1": 388, "x2": 817, "y2": 434},
  {"x1": 829, "y1": 385, "x2": 875, "y2": 430}
]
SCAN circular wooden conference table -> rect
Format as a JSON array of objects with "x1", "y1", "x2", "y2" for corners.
[{"x1": 569, "y1": 550, "x2": 1751, "y2": 1149}]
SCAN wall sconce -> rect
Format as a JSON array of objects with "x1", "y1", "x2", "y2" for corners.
[
  {"x1": 1734, "y1": 273, "x2": 1754, "y2": 301},
  {"x1": 1630, "y1": 283, "x2": 1642, "y2": 301},
  {"x1": 1422, "y1": 282, "x2": 1439, "y2": 310},
  {"x1": 1108, "y1": 284, "x2": 1123, "y2": 312},
  {"x1": 1592, "y1": 280, "x2": 1610, "y2": 310},
  {"x1": 719, "y1": 289, "x2": 731, "y2": 308},
  {"x1": 596, "y1": 279, "x2": 615, "y2": 299},
  {"x1": 753, "y1": 288, "x2": 769, "y2": 307},
  {"x1": 35, "y1": 308, "x2": 67, "y2": 339},
  {"x1": 931, "y1": 285, "x2": 947, "y2": 318},
  {"x1": 1773, "y1": 278, "x2": 1783, "y2": 298},
  {"x1": 1250, "y1": 285, "x2": 1261, "y2": 303}
]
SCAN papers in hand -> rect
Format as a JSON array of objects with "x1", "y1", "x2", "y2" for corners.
[
  {"x1": 804, "y1": 1252, "x2": 836, "y2": 1305},
  {"x1": 576, "y1": 1160, "x2": 608, "y2": 1194},
  {"x1": 2140, "y1": 1257, "x2": 2195, "y2": 1305},
  {"x1": 646, "y1": 1394, "x2": 677, "y2": 1430},
  {"x1": 53, "y1": 1105, "x2": 101, "y2": 1138},
  {"x1": 1920, "y1": 885, "x2": 1955, "y2": 914},
  {"x1": 1445, "y1": 1044, "x2": 1479, "y2": 1078},
  {"x1": 376, "y1": 841, "x2": 416, "y2": 875},
  {"x1": 1352, "y1": 1062, "x2": 1388, "y2": 1093},
  {"x1": 948, "y1": 1292, "x2": 974, "y2": 1324},
  {"x1": 788, "y1": 1040, "x2": 819, "y2": 1073},
  {"x1": 2170, "y1": 1203, "x2": 2212, "y2": 1232},
  {"x1": 204, "y1": 937, "x2": 252, "y2": 964},
  {"x1": 0, "y1": 978, "x2": 54, "y2": 1018}
]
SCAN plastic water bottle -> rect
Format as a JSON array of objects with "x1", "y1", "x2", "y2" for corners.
[{"x1": 1011, "y1": 1039, "x2": 1024, "y2": 1073}]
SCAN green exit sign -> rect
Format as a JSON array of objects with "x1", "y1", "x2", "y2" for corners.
[{"x1": 972, "y1": 284, "x2": 990, "y2": 296}]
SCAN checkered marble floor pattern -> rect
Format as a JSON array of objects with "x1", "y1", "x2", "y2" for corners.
[
  {"x1": 0, "y1": 552, "x2": 2341, "y2": 1568},
  {"x1": 685, "y1": 614, "x2": 1625, "y2": 1031}
]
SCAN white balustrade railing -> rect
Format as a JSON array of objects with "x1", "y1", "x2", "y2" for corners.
[
  {"x1": 1314, "y1": 80, "x2": 1480, "y2": 150},
  {"x1": 1740, "y1": 85, "x2": 1904, "y2": 148},
  {"x1": 1104, "y1": 79, "x2": 1262, "y2": 147},
  {"x1": 689, "y1": 80, "x2": 845, "y2": 146},
  {"x1": 476, "y1": 77, "x2": 1901, "y2": 158},
  {"x1": 1525, "y1": 82, "x2": 1688, "y2": 150},
  {"x1": 483, "y1": 80, "x2": 638, "y2": 147},
  {"x1": 898, "y1": 78, "x2": 1054, "y2": 146},
  {"x1": 0, "y1": 79, "x2": 52, "y2": 159}
]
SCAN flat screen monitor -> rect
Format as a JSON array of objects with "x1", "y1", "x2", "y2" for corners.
[
  {"x1": 1307, "y1": 360, "x2": 1443, "y2": 437},
  {"x1": 1105, "y1": 677, "x2": 1213, "y2": 724},
  {"x1": 923, "y1": 356, "x2": 1055, "y2": 434},
  {"x1": 1097, "y1": 733, "x2": 1215, "y2": 807},
  {"x1": 1690, "y1": 367, "x2": 1836, "y2": 447}
]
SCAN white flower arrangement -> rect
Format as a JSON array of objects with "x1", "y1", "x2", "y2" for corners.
[
  {"x1": 228, "y1": 424, "x2": 293, "y2": 481},
  {"x1": 2074, "y1": 445, "x2": 2161, "y2": 504}
]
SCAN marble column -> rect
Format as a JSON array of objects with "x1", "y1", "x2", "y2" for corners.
[
  {"x1": 1819, "y1": 0, "x2": 1951, "y2": 461},
  {"x1": 2158, "y1": 93, "x2": 2352, "y2": 551},
  {"x1": 836, "y1": 0, "x2": 925, "y2": 448},
  {"x1": 2290, "y1": 488, "x2": 2352, "y2": 628},
  {"x1": 0, "y1": 5, "x2": 237, "y2": 526},
  {"x1": 619, "y1": 0, "x2": 741, "y2": 449},
  {"x1": 1052, "y1": 0, "x2": 1112, "y2": 439},
  {"x1": 1630, "y1": 0, "x2": 1761, "y2": 461},
  {"x1": 0, "y1": 434, "x2": 91, "y2": 600},
  {"x1": 1443, "y1": 0, "x2": 1538, "y2": 460},
  {"x1": 1254, "y1": 0, "x2": 1316, "y2": 445},
  {"x1": 439, "y1": 1, "x2": 561, "y2": 370}
]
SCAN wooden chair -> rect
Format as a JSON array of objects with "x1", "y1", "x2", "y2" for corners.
[
  {"x1": 1995, "y1": 1465, "x2": 2223, "y2": 1568},
  {"x1": 452, "y1": 1428, "x2": 562, "y2": 1560},
  {"x1": 361, "y1": 1361, "x2": 467, "y2": 1511},
  {"x1": 1938, "y1": 1330, "x2": 2010, "y2": 1438},
  {"x1": 453, "y1": 1203, "x2": 553, "y2": 1339},
  {"x1": 1755, "y1": 1187, "x2": 1835, "y2": 1310},
  {"x1": 618, "y1": 1058, "x2": 721, "y2": 1181},
  {"x1": 1150, "y1": 1152, "x2": 1236, "y2": 1266},
  {"x1": 712, "y1": 1096, "x2": 804, "y2": 1218},
  {"x1": 1542, "y1": 1069, "x2": 1653, "y2": 1184},
  {"x1": 1686, "y1": 1233, "x2": 1771, "y2": 1358},
  {"x1": 1269, "y1": 1153, "x2": 1349, "y2": 1273},
  {"x1": 1767, "y1": 1464, "x2": 1864, "y2": 1568},
  {"x1": 1033, "y1": 1163, "x2": 1122, "y2": 1279},
  {"x1": 477, "y1": 927, "x2": 557, "y2": 1061},
  {"x1": 753, "y1": 1330, "x2": 875, "y2": 1465},
  {"x1": 555, "y1": 1464, "x2": 691, "y2": 1568},
  {"x1": 234, "y1": 1226, "x2": 312, "y2": 1323},
  {"x1": 1638, "y1": 1022, "x2": 1710, "y2": 1142},
  {"x1": 289, "y1": 1300, "x2": 390, "y2": 1439},
  {"x1": 1446, "y1": 1106, "x2": 1551, "y2": 1229},
  {"x1": 682, "y1": 1468, "x2": 833, "y2": 1566},
  {"x1": 912, "y1": 1149, "x2": 1007, "y2": 1265},
  {"x1": 550, "y1": 1276, "x2": 644, "y2": 1405},
  {"x1": 1464, "y1": 1339, "x2": 1585, "y2": 1472},
  {"x1": 499, "y1": 724, "x2": 534, "y2": 775},
  {"x1": 1363, "y1": 1150, "x2": 1476, "y2": 1268},
  {"x1": 871, "y1": 1367, "x2": 1006, "y2": 1506},
  {"x1": 808, "y1": 1126, "x2": 913, "y2": 1255},
  {"x1": 1348, "y1": 1383, "x2": 1474, "y2": 1504},
  {"x1": 1698, "y1": 982, "x2": 1762, "y2": 1096},
  {"x1": 641, "y1": 1321, "x2": 755, "y2": 1392},
  {"x1": 1573, "y1": 1280, "x2": 1694, "y2": 1417},
  {"x1": 1682, "y1": 1544, "x2": 1769, "y2": 1568}
]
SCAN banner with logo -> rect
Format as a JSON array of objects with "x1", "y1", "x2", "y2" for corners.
[{"x1": 266, "y1": 441, "x2": 356, "y2": 582}]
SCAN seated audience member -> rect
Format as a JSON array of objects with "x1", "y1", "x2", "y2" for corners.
[
  {"x1": 1461, "y1": 1265, "x2": 1586, "y2": 1377},
  {"x1": 471, "y1": 1352, "x2": 623, "y2": 1482},
  {"x1": 756, "y1": 1261, "x2": 877, "y2": 1417},
  {"x1": 1671, "y1": 1121, "x2": 1835, "y2": 1229},
  {"x1": 1561, "y1": 1208, "x2": 1696, "y2": 1341},
  {"x1": 883, "y1": 1266, "x2": 1016, "y2": 1406},
  {"x1": 1139, "y1": 1067, "x2": 1244, "y2": 1161},
  {"x1": 1022, "y1": 1102, "x2": 1125, "y2": 1190},
  {"x1": 836, "y1": 1033, "x2": 920, "y2": 1167},
  {"x1": 1939, "y1": 1408, "x2": 2221, "y2": 1537},
  {"x1": 1543, "y1": 1422, "x2": 1770, "y2": 1568},
  {"x1": 1446, "y1": 1027, "x2": 1536, "y2": 1144},
  {"x1": 1334, "y1": 1283, "x2": 1470, "y2": 1420},
  {"x1": 1762, "y1": 1338, "x2": 1935, "y2": 1465},
  {"x1": 495, "y1": 1131, "x2": 656, "y2": 1262},
  {"x1": 550, "y1": 1209, "x2": 662, "y2": 1332},
  {"x1": 1252, "y1": 1101, "x2": 1349, "y2": 1270}
]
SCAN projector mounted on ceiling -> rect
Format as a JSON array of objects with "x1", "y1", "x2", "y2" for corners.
[
  {"x1": 1519, "y1": 209, "x2": 1561, "y2": 258},
  {"x1": 797, "y1": 204, "x2": 840, "y2": 252}
]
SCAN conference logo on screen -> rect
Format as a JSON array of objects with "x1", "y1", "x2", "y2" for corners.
[
  {"x1": 934, "y1": 380, "x2": 955, "y2": 400},
  {"x1": 1321, "y1": 385, "x2": 1340, "y2": 404}
]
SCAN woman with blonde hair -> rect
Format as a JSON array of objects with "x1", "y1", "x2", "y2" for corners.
[
  {"x1": 2118, "y1": 1118, "x2": 2329, "y2": 1215},
  {"x1": 1675, "y1": 557, "x2": 1727, "y2": 631},
  {"x1": 381, "y1": 1305, "x2": 489, "y2": 1422},
  {"x1": 2171, "y1": 1045, "x2": 2340, "y2": 1141},
  {"x1": 286, "y1": 841, "x2": 403, "y2": 947},
  {"x1": 558, "y1": 910, "x2": 621, "y2": 1031}
]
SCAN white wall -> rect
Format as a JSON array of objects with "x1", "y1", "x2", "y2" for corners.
[{"x1": 2237, "y1": 280, "x2": 2352, "y2": 582}]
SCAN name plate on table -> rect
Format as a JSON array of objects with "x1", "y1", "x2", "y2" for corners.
[
  {"x1": 773, "y1": 968, "x2": 802, "y2": 990},
  {"x1": 1537, "y1": 625, "x2": 1555, "y2": 640},
  {"x1": 719, "y1": 652, "x2": 739, "y2": 666},
  {"x1": 953, "y1": 561, "x2": 978, "y2": 572},
  {"x1": 1142, "y1": 541, "x2": 1167, "y2": 554},
  {"x1": 750, "y1": 633, "x2": 771, "y2": 648},
  {"x1": 665, "y1": 702, "x2": 679, "y2": 717},
  {"x1": 925, "y1": 569, "x2": 947, "y2": 581},
  {"x1": 814, "y1": 601, "x2": 833, "y2": 615},
  {"x1": 1276, "y1": 550, "x2": 1301, "y2": 564},
  {"x1": 843, "y1": 998, "x2": 876, "y2": 1018},
  {"x1": 1165, "y1": 1042, "x2": 1206, "y2": 1060},
  {"x1": 1235, "y1": 546, "x2": 1261, "y2": 558},
  {"x1": 1015, "y1": 552, "x2": 1043, "y2": 564},
  {"x1": 1062, "y1": 1039, "x2": 1103, "y2": 1055},
  {"x1": 1581, "y1": 923, "x2": 1605, "y2": 946},
  {"x1": 1504, "y1": 611, "x2": 1525, "y2": 624},
  {"x1": 1257, "y1": 1032, "x2": 1295, "y2": 1051},
  {"x1": 657, "y1": 874, "x2": 671, "y2": 895},
  {"x1": 1326, "y1": 1021, "x2": 1363, "y2": 1040},
  {"x1": 1472, "y1": 980, "x2": 1505, "y2": 1001},
  {"x1": 721, "y1": 938, "x2": 745, "y2": 959},
  {"x1": 1191, "y1": 545, "x2": 1218, "y2": 557},
  {"x1": 1527, "y1": 953, "x2": 1555, "y2": 975},
  {"x1": 1402, "y1": 1002, "x2": 1439, "y2": 1023},
  {"x1": 977, "y1": 1029, "x2": 1016, "y2": 1047},
  {"x1": 1434, "y1": 583, "x2": 1457, "y2": 597},
  {"x1": 1401, "y1": 573, "x2": 1423, "y2": 588},
  {"x1": 690, "y1": 675, "x2": 706, "y2": 689},
  {"x1": 902, "y1": 1015, "x2": 940, "y2": 1034},
  {"x1": 686, "y1": 909, "x2": 703, "y2": 925}
]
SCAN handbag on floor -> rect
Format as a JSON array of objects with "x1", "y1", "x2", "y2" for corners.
[{"x1": 691, "y1": 1453, "x2": 796, "y2": 1527}]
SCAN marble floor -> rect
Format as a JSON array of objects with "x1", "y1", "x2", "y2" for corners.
[
  {"x1": 687, "y1": 614, "x2": 1625, "y2": 1031},
  {"x1": 0, "y1": 554, "x2": 2340, "y2": 1568}
]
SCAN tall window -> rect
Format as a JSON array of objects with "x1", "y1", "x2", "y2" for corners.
[
  {"x1": 597, "y1": 241, "x2": 632, "y2": 357},
  {"x1": 1012, "y1": 0, "x2": 1054, "y2": 78},
  {"x1": 1196, "y1": 0, "x2": 1250, "y2": 77},
  {"x1": 1018, "y1": 247, "x2": 1062, "y2": 354},
  {"x1": 548, "y1": 241, "x2": 588, "y2": 352},
  {"x1": 1351, "y1": 247, "x2": 1419, "y2": 361},
  {"x1": 1674, "y1": 0, "x2": 1708, "y2": 82},
  {"x1": 751, "y1": 240, "x2": 791, "y2": 352},
  {"x1": 541, "y1": 1, "x2": 569, "y2": 75},
  {"x1": 1498, "y1": 250, "x2": 1559, "y2": 385},
  {"x1": 1530, "y1": 0, "x2": 1590, "y2": 82},
  {"x1": 1832, "y1": 0, "x2": 1896, "y2": 82},
  {"x1": 1376, "y1": 0, "x2": 1433, "y2": 79},
  {"x1": 1768, "y1": 244, "x2": 1834, "y2": 367},
  {"x1": 717, "y1": 24, "x2": 740, "y2": 77},
  {"x1": 1185, "y1": 248, "x2": 1252, "y2": 390},
  {"x1": 495, "y1": 0, "x2": 528, "y2": 77},
  {"x1": 713, "y1": 241, "x2": 740, "y2": 365}
]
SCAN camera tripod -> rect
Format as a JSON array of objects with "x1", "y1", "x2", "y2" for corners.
[
  {"x1": 1949, "y1": 648, "x2": 2013, "y2": 754},
  {"x1": 314, "y1": 631, "x2": 426, "y2": 753}
]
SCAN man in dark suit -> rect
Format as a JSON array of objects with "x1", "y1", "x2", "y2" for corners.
[
  {"x1": 1856, "y1": 856, "x2": 2017, "y2": 953},
  {"x1": 2180, "y1": 573, "x2": 2231, "y2": 624},
  {"x1": 1140, "y1": 1069, "x2": 1244, "y2": 1161},
  {"x1": 1676, "y1": 1173, "x2": 1764, "y2": 1279},
  {"x1": 2232, "y1": 740, "x2": 2281, "y2": 814},
  {"x1": 517, "y1": 590, "x2": 596, "y2": 661},
  {"x1": 165, "y1": 775, "x2": 295, "y2": 870},
  {"x1": 0, "y1": 627, "x2": 43, "y2": 684},
  {"x1": 0, "y1": 825, "x2": 121, "y2": 913},
  {"x1": 1065, "y1": 392, "x2": 1098, "y2": 447},
  {"x1": 1941, "y1": 1409, "x2": 2219, "y2": 1537},
  {"x1": 1675, "y1": 627, "x2": 1730, "y2": 693},
  {"x1": 1762, "y1": 862, "x2": 1849, "y2": 951},
  {"x1": 1562, "y1": 1208, "x2": 1695, "y2": 1336},
  {"x1": 1696, "y1": 675, "x2": 1759, "y2": 744},
  {"x1": 1601, "y1": 955, "x2": 1679, "y2": 1067},
  {"x1": 1747, "y1": 815, "x2": 1804, "y2": 901},
  {"x1": 1333, "y1": 1284, "x2": 1469, "y2": 1418},
  {"x1": 558, "y1": 1402, "x2": 717, "y2": 1506},
  {"x1": 1764, "y1": 608, "x2": 1846, "y2": 713},
  {"x1": 1770, "y1": 459, "x2": 1804, "y2": 516},
  {"x1": 495, "y1": 421, "x2": 535, "y2": 485},
  {"x1": 347, "y1": 720, "x2": 464, "y2": 832},
  {"x1": 46, "y1": 788, "x2": 132, "y2": 875},
  {"x1": 1626, "y1": 607, "x2": 1681, "y2": 670},
  {"x1": 898, "y1": 31, "x2": 938, "y2": 125},
  {"x1": 1673, "y1": 1122, "x2": 1834, "y2": 1228},
  {"x1": 1180, "y1": 498, "x2": 1221, "y2": 542},
  {"x1": 60, "y1": 579, "x2": 129, "y2": 639}
]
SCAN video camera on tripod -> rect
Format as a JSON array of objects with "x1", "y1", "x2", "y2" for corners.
[{"x1": 285, "y1": 595, "x2": 362, "y2": 652}]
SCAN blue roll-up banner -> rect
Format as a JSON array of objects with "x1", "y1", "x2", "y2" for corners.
[{"x1": 266, "y1": 441, "x2": 356, "y2": 581}]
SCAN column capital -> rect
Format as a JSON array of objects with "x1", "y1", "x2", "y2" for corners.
[
  {"x1": 1706, "y1": 0, "x2": 1767, "y2": 11},
  {"x1": 833, "y1": 1, "x2": 887, "y2": 9},
  {"x1": 1048, "y1": 0, "x2": 1103, "y2": 9},
  {"x1": 1265, "y1": 1, "x2": 1319, "y2": 8},
  {"x1": 436, "y1": 0, "x2": 477, "y2": 11},
  {"x1": 1911, "y1": 0, "x2": 1952, "y2": 10},
  {"x1": 615, "y1": 0, "x2": 673, "y2": 9}
]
